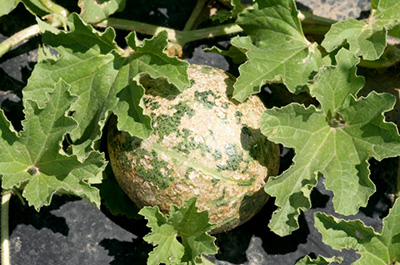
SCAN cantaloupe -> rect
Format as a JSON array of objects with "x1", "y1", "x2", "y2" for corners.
[{"x1": 107, "y1": 64, "x2": 280, "y2": 233}]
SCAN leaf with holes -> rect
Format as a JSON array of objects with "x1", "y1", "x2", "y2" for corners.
[
  {"x1": 260, "y1": 48, "x2": 400, "y2": 236},
  {"x1": 0, "y1": 79, "x2": 106, "y2": 210}
]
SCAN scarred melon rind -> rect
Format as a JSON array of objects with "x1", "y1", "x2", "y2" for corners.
[{"x1": 107, "y1": 64, "x2": 280, "y2": 233}]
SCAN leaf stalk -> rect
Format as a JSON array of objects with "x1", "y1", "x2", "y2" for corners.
[
  {"x1": 0, "y1": 24, "x2": 41, "y2": 58},
  {"x1": 95, "y1": 18, "x2": 243, "y2": 46},
  {"x1": 182, "y1": 0, "x2": 208, "y2": 31},
  {"x1": 1, "y1": 191, "x2": 12, "y2": 265},
  {"x1": 39, "y1": 0, "x2": 70, "y2": 17}
]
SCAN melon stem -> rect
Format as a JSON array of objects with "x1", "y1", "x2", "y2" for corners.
[{"x1": 1, "y1": 190, "x2": 11, "y2": 265}]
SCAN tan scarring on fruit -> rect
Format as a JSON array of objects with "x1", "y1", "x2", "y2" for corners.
[{"x1": 107, "y1": 64, "x2": 280, "y2": 233}]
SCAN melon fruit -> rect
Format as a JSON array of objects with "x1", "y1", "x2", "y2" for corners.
[{"x1": 107, "y1": 64, "x2": 280, "y2": 233}]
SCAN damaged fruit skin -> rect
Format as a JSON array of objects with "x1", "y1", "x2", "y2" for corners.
[{"x1": 107, "y1": 64, "x2": 280, "y2": 233}]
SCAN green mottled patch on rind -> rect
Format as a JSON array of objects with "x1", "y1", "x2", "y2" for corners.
[
  {"x1": 234, "y1": 111, "x2": 243, "y2": 124},
  {"x1": 185, "y1": 166, "x2": 195, "y2": 180},
  {"x1": 236, "y1": 174, "x2": 255, "y2": 187},
  {"x1": 150, "y1": 142, "x2": 254, "y2": 186},
  {"x1": 217, "y1": 144, "x2": 243, "y2": 171},
  {"x1": 143, "y1": 97, "x2": 160, "y2": 110},
  {"x1": 211, "y1": 178, "x2": 220, "y2": 185},
  {"x1": 135, "y1": 149, "x2": 174, "y2": 189},
  {"x1": 176, "y1": 137, "x2": 212, "y2": 156},
  {"x1": 153, "y1": 102, "x2": 195, "y2": 139},
  {"x1": 241, "y1": 125, "x2": 252, "y2": 137},
  {"x1": 200, "y1": 66, "x2": 213, "y2": 74},
  {"x1": 209, "y1": 130, "x2": 216, "y2": 140},
  {"x1": 194, "y1": 90, "x2": 219, "y2": 109},
  {"x1": 210, "y1": 188, "x2": 230, "y2": 207},
  {"x1": 175, "y1": 127, "x2": 211, "y2": 156},
  {"x1": 212, "y1": 149, "x2": 222, "y2": 161}
]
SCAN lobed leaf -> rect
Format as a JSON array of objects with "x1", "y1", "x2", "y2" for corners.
[
  {"x1": 0, "y1": 79, "x2": 106, "y2": 210},
  {"x1": 232, "y1": 0, "x2": 322, "y2": 102},
  {"x1": 139, "y1": 197, "x2": 217, "y2": 265},
  {"x1": 23, "y1": 13, "x2": 190, "y2": 160},
  {"x1": 314, "y1": 198, "x2": 400, "y2": 264},
  {"x1": 78, "y1": 0, "x2": 126, "y2": 24},
  {"x1": 322, "y1": 0, "x2": 400, "y2": 60},
  {"x1": 261, "y1": 49, "x2": 400, "y2": 236},
  {"x1": 211, "y1": 0, "x2": 246, "y2": 22}
]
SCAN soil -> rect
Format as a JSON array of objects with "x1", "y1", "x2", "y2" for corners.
[{"x1": 0, "y1": 1, "x2": 399, "y2": 264}]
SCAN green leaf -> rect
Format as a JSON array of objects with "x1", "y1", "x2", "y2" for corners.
[
  {"x1": 211, "y1": 0, "x2": 245, "y2": 22},
  {"x1": 21, "y1": 0, "x2": 67, "y2": 17},
  {"x1": 314, "y1": 198, "x2": 400, "y2": 265},
  {"x1": 21, "y1": 0, "x2": 51, "y2": 17},
  {"x1": 0, "y1": 0, "x2": 20, "y2": 17},
  {"x1": 260, "y1": 49, "x2": 400, "y2": 236},
  {"x1": 296, "y1": 255, "x2": 343, "y2": 265},
  {"x1": 232, "y1": 0, "x2": 322, "y2": 102},
  {"x1": 0, "y1": 79, "x2": 106, "y2": 210},
  {"x1": 23, "y1": 13, "x2": 190, "y2": 160},
  {"x1": 204, "y1": 43, "x2": 247, "y2": 64},
  {"x1": 322, "y1": 0, "x2": 400, "y2": 60},
  {"x1": 140, "y1": 197, "x2": 217, "y2": 265},
  {"x1": 97, "y1": 165, "x2": 140, "y2": 219},
  {"x1": 78, "y1": 0, "x2": 125, "y2": 24}
]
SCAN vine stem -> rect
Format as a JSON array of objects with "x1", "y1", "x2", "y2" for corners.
[
  {"x1": 1, "y1": 191, "x2": 12, "y2": 265},
  {"x1": 39, "y1": 0, "x2": 69, "y2": 17},
  {"x1": 0, "y1": 24, "x2": 41, "y2": 58},
  {"x1": 183, "y1": 0, "x2": 208, "y2": 31},
  {"x1": 95, "y1": 18, "x2": 243, "y2": 46}
]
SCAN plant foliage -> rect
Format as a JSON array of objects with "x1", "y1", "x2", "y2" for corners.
[
  {"x1": 1, "y1": 0, "x2": 400, "y2": 264},
  {"x1": 140, "y1": 197, "x2": 217, "y2": 265}
]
